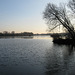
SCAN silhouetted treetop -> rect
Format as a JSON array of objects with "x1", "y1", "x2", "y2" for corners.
[
  {"x1": 43, "y1": 2, "x2": 75, "y2": 39},
  {"x1": 68, "y1": 0, "x2": 75, "y2": 13}
]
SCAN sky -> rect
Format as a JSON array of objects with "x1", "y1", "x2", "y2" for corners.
[{"x1": 0, "y1": 0, "x2": 68, "y2": 34}]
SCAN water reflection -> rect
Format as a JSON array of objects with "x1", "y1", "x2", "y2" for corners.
[
  {"x1": 0, "y1": 35, "x2": 51, "y2": 39},
  {"x1": 0, "y1": 36, "x2": 33, "y2": 39},
  {"x1": 45, "y1": 44, "x2": 75, "y2": 75},
  {"x1": 0, "y1": 38, "x2": 75, "y2": 75}
]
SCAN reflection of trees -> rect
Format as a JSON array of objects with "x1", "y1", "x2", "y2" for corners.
[
  {"x1": 66, "y1": 45, "x2": 74, "y2": 55},
  {"x1": 45, "y1": 44, "x2": 75, "y2": 75},
  {"x1": 0, "y1": 36, "x2": 33, "y2": 39},
  {"x1": 18, "y1": 36, "x2": 33, "y2": 39}
]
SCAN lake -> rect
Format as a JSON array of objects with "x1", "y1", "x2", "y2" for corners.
[{"x1": 0, "y1": 36, "x2": 75, "y2": 75}]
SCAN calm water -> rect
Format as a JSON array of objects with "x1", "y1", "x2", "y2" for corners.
[{"x1": 0, "y1": 36, "x2": 75, "y2": 75}]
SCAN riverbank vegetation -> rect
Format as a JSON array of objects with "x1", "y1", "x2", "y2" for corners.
[{"x1": 0, "y1": 31, "x2": 33, "y2": 36}]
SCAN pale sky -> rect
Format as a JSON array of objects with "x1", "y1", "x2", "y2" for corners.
[{"x1": 0, "y1": 0, "x2": 68, "y2": 33}]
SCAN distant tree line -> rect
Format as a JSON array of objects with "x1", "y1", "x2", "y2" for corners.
[{"x1": 0, "y1": 31, "x2": 33, "y2": 36}]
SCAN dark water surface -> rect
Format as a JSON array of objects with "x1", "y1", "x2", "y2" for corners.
[{"x1": 0, "y1": 36, "x2": 75, "y2": 75}]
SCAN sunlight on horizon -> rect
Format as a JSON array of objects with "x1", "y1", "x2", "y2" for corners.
[{"x1": 0, "y1": 0, "x2": 68, "y2": 34}]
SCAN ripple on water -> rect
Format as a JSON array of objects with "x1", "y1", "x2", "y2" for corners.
[{"x1": 0, "y1": 38, "x2": 75, "y2": 75}]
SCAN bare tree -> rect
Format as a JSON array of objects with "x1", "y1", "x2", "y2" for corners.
[
  {"x1": 11, "y1": 31, "x2": 15, "y2": 34},
  {"x1": 68, "y1": 0, "x2": 75, "y2": 13},
  {"x1": 43, "y1": 3, "x2": 75, "y2": 39}
]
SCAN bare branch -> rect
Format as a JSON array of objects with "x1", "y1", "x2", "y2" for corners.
[
  {"x1": 43, "y1": 3, "x2": 75, "y2": 39},
  {"x1": 68, "y1": 0, "x2": 75, "y2": 13}
]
